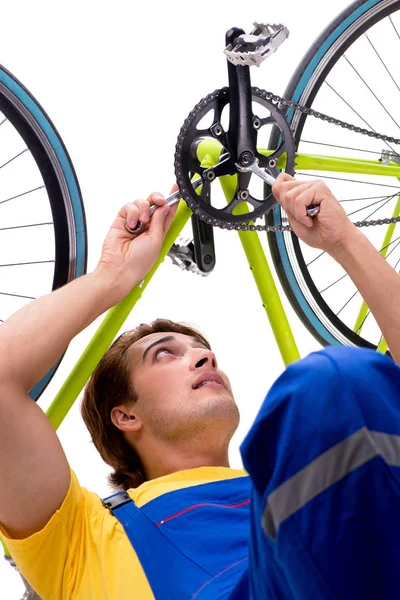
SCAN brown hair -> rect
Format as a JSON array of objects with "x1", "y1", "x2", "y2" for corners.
[{"x1": 81, "y1": 318, "x2": 210, "y2": 491}]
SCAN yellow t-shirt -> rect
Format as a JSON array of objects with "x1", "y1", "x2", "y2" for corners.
[{"x1": 1, "y1": 466, "x2": 247, "y2": 599}]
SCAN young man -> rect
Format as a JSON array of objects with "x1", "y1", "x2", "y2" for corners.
[{"x1": 0, "y1": 175, "x2": 400, "y2": 599}]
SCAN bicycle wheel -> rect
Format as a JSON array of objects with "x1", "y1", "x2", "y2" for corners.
[
  {"x1": 0, "y1": 65, "x2": 87, "y2": 399},
  {"x1": 268, "y1": 0, "x2": 400, "y2": 351}
]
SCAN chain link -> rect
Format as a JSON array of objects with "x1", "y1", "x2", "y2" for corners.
[{"x1": 175, "y1": 86, "x2": 400, "y2": 232}]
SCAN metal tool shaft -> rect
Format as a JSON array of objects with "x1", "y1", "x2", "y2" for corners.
[
  {"x1": 126, "y1": 178, "x2": 203, "y2": 234},
  {"x1": 236, "y1": 157, "x2": 320, "y2": 216}
]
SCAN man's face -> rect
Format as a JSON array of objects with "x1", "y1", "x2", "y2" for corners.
[{"x1": 126, "y1": 331, "x2": 239, "y2": 443}]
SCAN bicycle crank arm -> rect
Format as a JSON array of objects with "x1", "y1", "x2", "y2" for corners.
[
  {"x1": 126, "y1": 177, "x2": 203, "y2": 234},
  {"x1": 235, "y1": 157, "x2": 319, "y2": 217}
]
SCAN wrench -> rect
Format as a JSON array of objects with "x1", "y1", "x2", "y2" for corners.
[
  {"x1": 125, "y1": 177, "x2": 203, "y2": 234},
  {"x1": 235, "y1": 157, "x2": 320, "y2": 216}
]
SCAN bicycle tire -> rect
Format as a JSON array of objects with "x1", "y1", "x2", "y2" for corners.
[
  {"x1": 0, "y1": 65, "x2": 87, "y2": 399},
  {"x1": 267, "y1": 0, "x2": 400, "y2": 351}
]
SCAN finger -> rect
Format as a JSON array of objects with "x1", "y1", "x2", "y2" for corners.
[
  {"x1": 147, "y1": 203, "x2": 171, "y2": 242},
  {"x1": 133, "y1": 199, "x2": 153, "y2": 225},
  {"x1": 275, "y1": 172, "x2": 294, "y2": 185},
  {"x1": 120, "y1": 202, "x2": 140, "y2": 230},
  {"x1": 148, "y1": 191, "x2": 166, "y2": 207},
  {"x1": 276, "y1": 180, "x2": 315, "y2": 214},
  {"x1": 279, "y1": 179, "x2": 313, "y2": 197},
  {"x1": 163, "y1": 200, "x2": 179, "y2": 234},
  {"x1": 169, "y1": 182, "x2": 179, "y2": 195},
  {"x1": 291, "y1": 187, "x2": 319, "y2": 228},
  {"x1": 272, "y1": 173, "x2": 298, "y2": 201}
]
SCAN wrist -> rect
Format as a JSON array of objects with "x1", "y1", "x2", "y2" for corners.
[
  {"x1": 92, "y1": 262, "x2": 140, "y2": 306},
  {"x1": 324, "y1": 224, "x2": 364, "y2": 264}
]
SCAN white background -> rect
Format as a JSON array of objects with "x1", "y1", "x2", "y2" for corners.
[{"x1": 0, "y1": 0, "x2": 354, "y2": 596}]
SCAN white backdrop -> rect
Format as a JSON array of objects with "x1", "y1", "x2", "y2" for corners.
[{"x1": 0, "y1": 0, "x2": 353, "y2": 596}]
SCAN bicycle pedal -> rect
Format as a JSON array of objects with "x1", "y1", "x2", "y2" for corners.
[
  {"x1": 167, "y1": 239, "x2": 210, "y2": 277},
  {"x1": 224, "y1": 23, "x2": 289, "y2": 67}
]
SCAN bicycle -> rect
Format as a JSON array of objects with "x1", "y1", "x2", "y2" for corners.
[{"x1": 2, "y1": 0, "x2": 400, "y2": 593}]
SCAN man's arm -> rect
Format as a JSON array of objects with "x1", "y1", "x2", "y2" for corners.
[
  {"x1": 0, "y1": 192, "x2": 175, "y2": 539},
  {"x1": 272, "y1": 174, "x2": 400, "y2": 364}
]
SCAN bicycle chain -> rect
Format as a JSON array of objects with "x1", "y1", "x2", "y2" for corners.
[{"x1": 175, "y1": 86, "x2": 400, "y2": 233}]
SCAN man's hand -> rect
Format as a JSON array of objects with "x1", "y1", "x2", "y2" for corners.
[
  {"x1": 272, "y1": 173, "x2": 356, "y2": 252},
  {"x1": 97, "y1": 185, "x2": 179, "y2": 297}
]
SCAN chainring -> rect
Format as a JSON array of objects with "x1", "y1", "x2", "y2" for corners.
[{"x1": 174, "y1": 86, "x2": 296, "y2": 229}]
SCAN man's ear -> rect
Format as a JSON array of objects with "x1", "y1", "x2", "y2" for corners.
[{"x1": 111, "y1": 404, "x2": 143, "y2": 432}]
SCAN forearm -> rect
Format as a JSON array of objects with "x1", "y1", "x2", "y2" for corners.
[
  {"x1": 0, "y1": 266, "x2": 126, "y2": 392},
  {"x1": 329, "y1": 227, "x2": 400, "y2": 363}
]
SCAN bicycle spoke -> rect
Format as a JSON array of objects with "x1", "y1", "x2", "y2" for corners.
[
  {"x1": 355, "y1": 308, "x2": 371, "y2": 335},
  {"x1": 343, "y1": 55, "x2": 400, "y2": 132},
  {"x1": 336, "y1": 288, "x2": 360, "y2": 317},
  {"x1": 365, "y1": 34, "x2": 400, "y2": 97},
  {"x1": 0, "y1": 222, "x2": 53, "y2": 232},
  {"x1": 0, "y1": 148, "x2": 28, "y2": 171},
  {"x1": 324, "y1": 81, "x2": 396, "y2": 154},
  {"x1": 0, "y1": 117, "x2": 7, "y2": 127},
  {"x1": 311, "y1": 231, "x2": 400, "y2": 272},
  {"x1": 317, "y1": 235, "x2": 400, "y2": 296},
  {"x1": 0, "y1": 185, "x2": 45, "y2": 206},
  {"x1": 301, "y1": 139, "x2": 384, "y2": 156},
  {"x1": 0, "y1": 260, "x2": 55, "y2": 268},
  {"x1": 355, "y1": 240, "x2": 400, "y2": 333},
  {"x1": 379, "y1": 234, "x2": 400, "y2": 254},
  {"x1": 307, "y1": 250, "x2": 325, "y2": 267},
  {"x1": 346, "y1": 193, "x2": 397, "y2": 218},
  {"x1": 389, "y1": 15, "x2": 400, "y2": 41},
  {"x1": 0, "y1": 291, "x2": 35, "y2": 300},
  {"x1": 295, "y1": 172, "x2": 400, "y2": 189},
  {"x1": 358, "y1": 194, "x2": 397, "y2": 221},
  {"x1": 340, "y1": 195, "x2": 394, "y2": 203}
]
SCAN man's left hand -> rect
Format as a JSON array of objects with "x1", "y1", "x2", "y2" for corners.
[{"x1": 272, "y1": 173, "x2": 357, "y2": 252}]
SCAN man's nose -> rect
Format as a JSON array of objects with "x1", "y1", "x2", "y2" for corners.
[{"x1": 191, "y1": 348, "x2": 217, "y2": 370}]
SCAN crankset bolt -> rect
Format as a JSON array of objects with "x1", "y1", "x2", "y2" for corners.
[
  {"x1": 204, "y1": 254, "x2": 213, "y2": 265},
  {"x1": 268, "y1": 158, "x2": 277, "y2": 168},
  {"x1": 239, "y1": 151, "x2": 253, "y2": 165},
  {"x1": 206, "y1": 170, "x2": 216, "y2": 182},
  {"x1": 211, "y1": 122, "x2": 223, "y2": 137},
  {"x1": 239, "y1": 190, "x2": 249, "y2": 201},
  {"x1": 253, "y1": 117, "x2": 261, "y2": 130}
]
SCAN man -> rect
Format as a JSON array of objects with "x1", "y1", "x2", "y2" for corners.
[{"x1": 0, "y1": 174, "x2": 400, "y2": 599}]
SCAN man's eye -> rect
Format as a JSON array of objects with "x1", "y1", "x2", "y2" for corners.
[{"x1": 154, "y1": 347, "x2": 172, "y2": 359}]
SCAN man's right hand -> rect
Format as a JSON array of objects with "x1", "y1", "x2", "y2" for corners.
[
  {"x1": 97, "y1": 186, "x2": 179, "y2": 299},
  {"x1": 0, "y1": 185, "x2": 179, "y2": 540}
]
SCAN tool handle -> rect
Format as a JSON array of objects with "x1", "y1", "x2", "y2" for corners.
[{"x1": 125, "y1": 178, "x2": 202, "y2": 234}]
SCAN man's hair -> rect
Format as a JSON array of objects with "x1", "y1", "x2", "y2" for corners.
[{"x1": 81, "y1": 318, "x2": 210, "y2": 491}]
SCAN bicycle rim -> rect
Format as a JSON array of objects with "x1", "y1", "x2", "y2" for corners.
[
  {"x1": 268, "y1": 0, "x2": 400, "y2": 351},
  {"x1": 0, "y1": 65, "x2": 87, "y2": 398}
]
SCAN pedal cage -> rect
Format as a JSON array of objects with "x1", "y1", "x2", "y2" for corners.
[{"x1": 223, "y1": 23, "x2": 289, "y2": 67}]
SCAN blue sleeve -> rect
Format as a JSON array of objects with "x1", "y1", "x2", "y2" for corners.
[{"x1": 241, "y1": 347, "x2": 400, "y2": 600}]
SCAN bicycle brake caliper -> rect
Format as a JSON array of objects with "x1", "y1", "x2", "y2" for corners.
[{"x1": 223, "y1": 23, "x2": 289, "y2": 67}]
